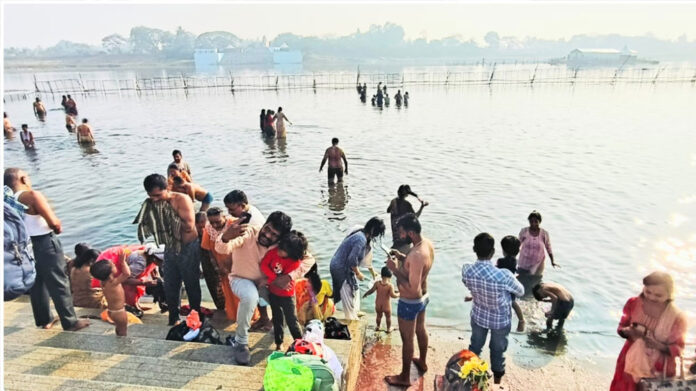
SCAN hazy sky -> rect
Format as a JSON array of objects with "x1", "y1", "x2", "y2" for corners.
[{"x1": 3, "y1": 1, "x2": 696, "y2": 48}]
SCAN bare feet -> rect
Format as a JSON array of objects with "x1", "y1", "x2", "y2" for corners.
[
  {"x1": 275, "y1": 343, "x2": 284, "y2": 351},
  {"x1": 384, "y1": 375, "x2": 411, "y2": 387},
  {"x1": 516, "y1": 320, "x2": 525, "y2": 332},
  {"x1": 250, "y1": 318, "x2": 270, "y2": 331},
  {"x1": 412, "y1": 357, "x2": 428, "y2": 372},
  {"x1": 66, "y1": 319, "x2": 90, "y2": 331},
  {"x1": 41, "y1": 317, "x2": 60, "y2": 329},
  {"x1": 138, "y1": 306, "x2": 152, "y2": 311}
]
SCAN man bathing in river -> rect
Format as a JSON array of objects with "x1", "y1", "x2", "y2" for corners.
[
  {"x1": 319, "y1": 137, "x2": 348, "y2": 184},
  {"x1": 76, "y1": 118, "x2": 95, "y2": 145},
  {"x1": 384, "y1": 213, "x2": 435, "y2": 387},
  {"x1": 65, "y1": 114, "x2": 76, "y2": 132}
]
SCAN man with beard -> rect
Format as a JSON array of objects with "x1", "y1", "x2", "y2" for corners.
[{"x1": 215, "y1": 211, "x2": 293, "y2": 365}]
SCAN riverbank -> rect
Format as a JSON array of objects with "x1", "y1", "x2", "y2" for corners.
[{"x1": 357, "y1": 324, "x2": 611, "y2": 390}]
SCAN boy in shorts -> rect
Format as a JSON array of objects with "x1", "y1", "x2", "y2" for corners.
[{"x1": 90, "y1": 247, "x2": 132, "y2": 336}]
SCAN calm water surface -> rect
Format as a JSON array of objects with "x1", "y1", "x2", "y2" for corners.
[{"x1": 4, "y1": 71, "x2": 696, "y2": 372}]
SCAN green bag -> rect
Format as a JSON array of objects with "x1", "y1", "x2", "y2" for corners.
[
  {"x1": 264, "y1": 351, "x2": 314, "y2": 391},
  {"x1": 285, "y1": 352, "x2": 339, "y2": 391}
]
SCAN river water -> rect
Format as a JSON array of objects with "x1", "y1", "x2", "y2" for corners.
[{"x1": 4, "y1": 70, "x2": 695, "y2": 374}]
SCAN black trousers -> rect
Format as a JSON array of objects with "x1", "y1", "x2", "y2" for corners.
[
  {"x1": 30, "y1": 232, "x2": 78, "y2": 329},
  {"x1": 269, "y1": 293, "x2": 303, "y2": 345}
]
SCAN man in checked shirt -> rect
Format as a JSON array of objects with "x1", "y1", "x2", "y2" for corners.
[{"x1": 462, "y1": 232, "x2": 524, "y2": 385}]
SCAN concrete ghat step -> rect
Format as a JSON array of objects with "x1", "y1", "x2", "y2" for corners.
[
  {"x1": 4, "y1": 344, "x2": 265, "y2": 390},
  {"x1": 4, "y1": 372, "x2": 180, "y2": 391},
  {"x1": 3, "y1": 326, "x2": 272, "y2": 366}
]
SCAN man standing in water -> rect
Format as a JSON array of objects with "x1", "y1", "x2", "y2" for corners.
[
  {"x1": 134, "y1": 174, "x2": 200, "y2": 325},
  {"x1": 33, "y1": 98, "x2": 47, "y2": 120},
  {"x1": 319, "y1": 138, "x2": 348, "y2": 185},
  {"x1": 170, "y1": 150, "x2": 192, "y2": 178},
  {"x1": 5, "y1": 168, "x2": 90, "y2": 332},
  {"x1": 76, "y1": 118, "x2": 95, "y2": 145},
  {"x1": 384, "y1": 213, "x2": 434, "y2": 387}
]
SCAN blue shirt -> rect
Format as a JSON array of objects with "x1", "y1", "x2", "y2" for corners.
[
  {"x1": 329, "y1": 231, "x2": 368, "y2": 303},
  {"x1": 462, "y1": 259, "x2": 524, "y2": 329}
]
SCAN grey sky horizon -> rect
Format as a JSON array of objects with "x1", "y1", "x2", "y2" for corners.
[{"x1": 4, "y1": 2, "x2": 696, "y2": 48}]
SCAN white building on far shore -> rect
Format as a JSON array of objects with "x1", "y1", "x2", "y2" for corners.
[{"x1": 566, "y1": 46, "x2": 637, "y2": 67}]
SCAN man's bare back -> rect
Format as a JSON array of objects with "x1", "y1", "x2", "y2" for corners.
[
  {"x1": 76, "y1": 124, "x2": 92, "y2": 137},
  {"x1": 398, "y1": 238, "x2": 434, "y2": 299},
  {"x1": 325, "y1": 146, "x2": 344, "y2": 169}
]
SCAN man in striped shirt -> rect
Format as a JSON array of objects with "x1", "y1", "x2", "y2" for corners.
[{"x1": 462, "y1": 232, "x2": 524, "y2": 385}]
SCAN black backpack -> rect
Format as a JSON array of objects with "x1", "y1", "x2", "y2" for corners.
[
  {"x1": 324, "y1": 317, "x2": 351, "y2": 340},
  {"x1": 4, "y1": 202, "x2": 36, "y2": 301}
]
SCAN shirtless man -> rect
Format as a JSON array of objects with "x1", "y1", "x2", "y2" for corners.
[
  {"x1": 171, "y1": 176, "x2": 214, "y2": 212},
  {"x1": 33, "y1": 97, "x2": 47, "y2": 120},
  {"x1": 65, "y1": 114, "x2": 76, "y2": 132},
  {"x1": 319, "y1": 138, "x2": 348, "y2": 184},
  {"x1": 4, "y1": 112, "x2": 16, "y2": 133},
  {"x1": 20, "y1": 124, "x2": 35, "y2": 149},
  {"x1": 76, "y1": 118, "x2": 95, "y2": 145},
  {"x1": 5, "y1": 168, "x2": 90, "y2": 331},
  {"x1": 137, "y1": 174, "x2": 200, "y2": 325},
  {"x1": 385, "y1": 213, "x2": 435, "y2": 387}
]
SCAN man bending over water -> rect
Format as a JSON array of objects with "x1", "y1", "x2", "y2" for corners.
[
  {"x1": 385, "y1": 213, "x2": 435, "y2": 387},
  {"x1": 319, "y1": 138, "x2": 348, "y2": 185},
  {"x1": 171, "y1": 176, "x2": 214, "y2": 212}
]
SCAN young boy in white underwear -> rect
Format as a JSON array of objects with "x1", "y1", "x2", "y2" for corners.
[{"x1": 90, "y1": 247, "x2": 132, "y2": 336}]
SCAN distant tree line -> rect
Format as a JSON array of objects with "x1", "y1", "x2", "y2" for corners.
[{"x1": 4, "y1": 23, "x2": 696, "y2": 62}]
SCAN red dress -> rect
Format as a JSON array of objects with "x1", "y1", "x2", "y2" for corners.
[{"x1": 610, "y1": 296, "x2": 687, "y2": 391}]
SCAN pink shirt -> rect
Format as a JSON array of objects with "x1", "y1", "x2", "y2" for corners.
[
  {"x1": 517, "y1": 227, "x2": 553, "y2": 275},
  {"x1": 214, "y1": 226, "x2": 270, "y2": 282}
]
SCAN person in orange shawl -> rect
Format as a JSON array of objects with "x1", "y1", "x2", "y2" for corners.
[
  {"x1": 295, "y1": 263, "x2": 335, "y2": 326},
  {"x1": 610, "y1": 271, "x2": 687, "y2": 390},
  {"x1": 93, "y1": 244, "x2": 164, "y2": 310}
]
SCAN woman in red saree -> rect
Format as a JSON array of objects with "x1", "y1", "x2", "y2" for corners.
[{"x1": 610, "y1": 271, "x2": 687, "y2": 390}]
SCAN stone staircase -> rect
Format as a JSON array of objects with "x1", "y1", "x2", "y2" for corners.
[{"x1": 3, "y1": 297, "x2": 365, "y2": 390}]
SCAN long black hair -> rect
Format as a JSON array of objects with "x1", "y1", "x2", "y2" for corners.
[{"x1": 305, "y1": 263, "x2": 322, "y2": 294}]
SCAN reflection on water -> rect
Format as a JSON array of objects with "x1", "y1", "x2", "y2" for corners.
[
  {"x1": 321, "y1": 183, "x2": 349, "y2": 221},
  {"x1": 526, "y1": 329, "x2": 569, "y2": 357},
  {"x1": 261, "y1": 134, "x2": 288, "y2": 163},
  {"x1": 4, "y1": 74, "x2": 696, "y2": 370}
]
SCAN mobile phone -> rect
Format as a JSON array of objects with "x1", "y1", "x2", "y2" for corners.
[{"x1": 239, "y1": 212, "x2": 252, "y2": 224}]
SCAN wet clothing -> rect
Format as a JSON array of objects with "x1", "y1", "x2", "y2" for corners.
[
  {"x1": 397, "y1": 294, "x2": 430, "y2": 321},
  {"x1": 518, "y1": 227, "x2": 553, "y2": 276},
  {"x1": 133, "y1": 199, "x2": 184, "y2": 253},
  {"x1": 551, "y1": 298, "x2": 574, "y2": 320},
  {"x1": 202, "y1": 192, "x2": 213, "y2": 205},
  {"x1": 327, "y1": 167, "x2": 343, "y2": 182}
]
